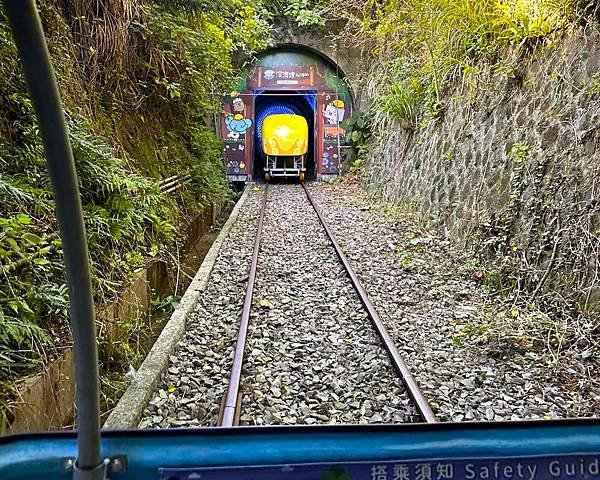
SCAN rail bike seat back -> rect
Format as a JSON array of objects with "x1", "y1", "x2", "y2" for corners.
[{"x1": 2, "y1": 420, "x2": 600, "y2": 480}]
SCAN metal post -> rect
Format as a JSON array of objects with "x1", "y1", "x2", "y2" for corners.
[{"x1": 2, "y1": 1, "x2": 106, "y2": 477}]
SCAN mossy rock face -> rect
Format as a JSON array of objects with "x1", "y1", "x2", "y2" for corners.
[
  {"x1": 364, "y1": 27, "x2": 600, "y2": 311},
  {"x1": 0, "y1": 0, "x2": 270, "y2": 413}
]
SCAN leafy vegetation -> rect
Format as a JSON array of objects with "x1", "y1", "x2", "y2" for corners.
[
  {"x1": 286, "y1": 0, "x2": 576, "y2": 129},
  {"x1": 280, "y1": 0, "x2": 600, "y2": 348},
  {"x1": 372, "y1": 0, "x2": 573, "y2": 126},
  {"x1": 283, "y1": 0, "x2": 328, "y2": 27},
  {"x1": 340, "y1": 112, "x2": 371, "y2": 173},
  {"x1": 0, "y1": 0, "x2": 272, "y2": 412}
]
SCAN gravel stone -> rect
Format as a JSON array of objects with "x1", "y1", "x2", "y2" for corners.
[
  {"x1": 308, "y1": 181, "x2": 599, "y2": 421},
  {"x1": 140, "y1": 181, "x2": 598, "y2": 428},
  {"x1": 140, "y1": 190, "x2": 262, "y2": 427},
  {"x1": 140, "y1": 184, "x2": 418, "y2": 428}
]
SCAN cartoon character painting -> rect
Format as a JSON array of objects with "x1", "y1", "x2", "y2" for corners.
[
  {"x1": 225, "y1": 114, "x2": 252, "y2": 139},
  {"x1": 323, "y1": 99, "x2": 346, "y2": 140},
  {"x1": 225, "y1": 93, "x2": 252, "y2": 139},
  {"x1": 322, "y1": 99, "x2": 345, "y2": 125},
  {"x1": 232, "y1": 96, "x2": 245, "y2": 113}
]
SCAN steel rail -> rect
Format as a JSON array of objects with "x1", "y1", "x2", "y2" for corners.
[
  {"x1": 219, "y1": 184, "x2": 269, "y2": 426},
  {"x1": 301, "y1": 183, "x2": 437, "y2": 423}
]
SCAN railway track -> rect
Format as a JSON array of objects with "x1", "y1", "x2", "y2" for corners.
[{"x1": 217, "y1": 183, "x2": 436, "y2": 426}]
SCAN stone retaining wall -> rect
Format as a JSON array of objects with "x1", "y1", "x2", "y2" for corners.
[{"x1": 364, "y1": 30, "x2": 600, "y2": 307}]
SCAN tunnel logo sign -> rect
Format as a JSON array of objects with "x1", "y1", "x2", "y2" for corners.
[
  {"x1": 263, "y1": 69, "x2": 310, "y2": 80},
  {"x1": 159, "y1": 454, "x2": 600, "y2": 480},
  {"x1": 258, "y1": 66, "x2": 315, "y2": 87}
]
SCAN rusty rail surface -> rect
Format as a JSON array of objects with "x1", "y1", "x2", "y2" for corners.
[
  {"x1": 218, "y1": 182, "x2": 435, "y2": 425},
  {"x1": 219, "y1": 183, "x2": 269, "y2": 426},
  {"x1": 301, "y1": 183, "x2": 437, "y2": 423}
]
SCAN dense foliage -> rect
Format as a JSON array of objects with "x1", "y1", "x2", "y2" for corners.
[
  {"x1": 280, "y1": 1, "x2": 600, "y2": 330},
  {"x1": 0, "y1": 0, "x2": 271, "y2": 406},
  {"x1": 363, "y1": 0, "x2": 575, "y2": 128},
  {"x1": 288, "y1": 0, "x2": 577, "y2": 129}
]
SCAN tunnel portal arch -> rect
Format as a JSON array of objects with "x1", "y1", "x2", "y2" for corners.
[{"x1": 220, "y1": 46, "x2": 354, "y2": 183}]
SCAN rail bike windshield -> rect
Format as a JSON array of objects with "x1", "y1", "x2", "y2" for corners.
[
  {"x1": 1, "y1": 2, "x2": 599, "y2": 480},
  {"x1": 3, "y1": 422, "x2": 600, "y2": 480}
]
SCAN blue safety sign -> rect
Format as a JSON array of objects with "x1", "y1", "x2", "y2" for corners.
[{"x1": 159, "y1": 454, "x2": 600, "y2": 480}]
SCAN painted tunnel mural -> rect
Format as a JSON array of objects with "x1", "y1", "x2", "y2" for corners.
[{"x1": 220, "y1": 47, "x2": 353, "y2": 183}]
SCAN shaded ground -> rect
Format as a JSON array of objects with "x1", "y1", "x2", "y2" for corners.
[
  {"x1": 141, "y1": 179, "x2": 598, "y2": 428},
  {"x1": 312, "y1": 177, "x2": 599, "y2": 420}
]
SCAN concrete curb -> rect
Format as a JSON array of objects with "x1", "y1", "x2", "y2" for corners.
[{"x1": 103, "y1": 185, "x2": 251, "y2": 429}]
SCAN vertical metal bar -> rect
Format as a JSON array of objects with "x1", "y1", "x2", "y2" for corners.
[
  {"x1": 220, "y1": 184, "x2": 268, "y2": 426},
  {"x1": 2, "y1": 0, "x2": 105, "y2": 475},
  {"x1": 302, "y1": 184, "x2": 437, "y2": 423}
]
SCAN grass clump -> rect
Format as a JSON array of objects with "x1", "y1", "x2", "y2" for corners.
[{"x1": 320, "y1": 0, "x2": 575, "y2": 128}]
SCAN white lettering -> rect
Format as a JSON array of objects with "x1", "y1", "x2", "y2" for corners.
[
  {"x1": 565, "y1": 463, "x2": 575, "y2": 476},
  {"x1": 549, "y1": 461, "x2": 561, "y2": 477},
  {"x1": 393, "y1": 464, "x2": 410, "y2": 480},
  {"x1": 526, "y1": 465, "x2": 537, "y2": 480},
  {"x1": 416, "y1": 463, "x2": 432, "y2": 480},
  {"x1": 371, "y1": 464, "x2": 388, "y2": 480},
  {"x1": 504, "y1": 465, "x2": 513, "y2": 478},
  {"x1": 591, "y1": 459, "x2": 599, "y2": 475},
  {"x1": 435, "y1": 463, "x2": 453, "y2": 480},
  {"x1": 465, "y1": 464, "x2": 475, "y2": 480}
]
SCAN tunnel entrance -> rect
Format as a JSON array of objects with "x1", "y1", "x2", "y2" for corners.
[
  {"x1": 253, "y1": 90, "x2": 316, "y2": 181},
  {"x1": 220, "y1": 46, "x2": 354, "y2": 183}
]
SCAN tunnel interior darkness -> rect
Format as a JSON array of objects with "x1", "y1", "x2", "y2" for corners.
[{"x1": 253, "y1": 90, "x2": 316, "y2": 180}]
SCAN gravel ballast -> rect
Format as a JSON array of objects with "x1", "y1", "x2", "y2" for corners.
[
  {"x1": 309, "y1": 180, "x2": 599, "y2": 421},
  {"x1": 239, "y1": 185, "x2": 416, "y2": 425},
  {"x1": 141, "y1": 184, "x2": 416, "y2": 428},
  {"x1": 140, "y1": 189, "x2": 261, "y2": 428},
  {"x1": 140, "y1": 180, "x2": 598, "y2": 428}
]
